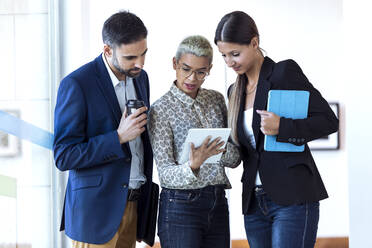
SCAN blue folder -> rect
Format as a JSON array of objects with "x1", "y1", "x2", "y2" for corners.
[{"x1": 264, "y1": 90, "x2": 310, "y2": 152}]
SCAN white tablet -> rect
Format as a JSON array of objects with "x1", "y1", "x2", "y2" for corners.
[{"x1": 178, "y1": 128, "x2": 231, "y2": 164}]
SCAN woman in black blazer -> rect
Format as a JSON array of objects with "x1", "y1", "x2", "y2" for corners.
[{"x1": 214, "y1": 11, "x2": 338, "y2": 248}]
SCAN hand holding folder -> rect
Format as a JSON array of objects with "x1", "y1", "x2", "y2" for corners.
[
  {"x1": 256, "y1": 110, "x2": 281, "y2": 136},
  {"x1": 264, "y1": 90, "x2": 310, "y2": 152}
]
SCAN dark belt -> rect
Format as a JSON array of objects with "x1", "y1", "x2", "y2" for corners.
[{"x1": 127, "y1": 188, "x2": 141, "y2": 201}]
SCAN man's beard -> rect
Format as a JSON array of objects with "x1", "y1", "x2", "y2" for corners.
[{"x1": 111, "y1": 55, "x2": 141, "y2": 78}]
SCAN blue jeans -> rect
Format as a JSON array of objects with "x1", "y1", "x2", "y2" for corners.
[
  {"x1": 244, "y1": 187, "x2": 319, "y2": 248},
  {"x1": 158, "y1": 185, "x2": 230, "y2": 248}
]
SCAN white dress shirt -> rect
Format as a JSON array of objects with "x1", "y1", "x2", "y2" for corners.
[{"x1": 102, "y1": 54, "x2": 146, "y2": 189}]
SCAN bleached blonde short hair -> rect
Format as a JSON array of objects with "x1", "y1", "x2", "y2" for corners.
[{"x1": 175, "y1": 35, "x2": 213, "y2": 64}]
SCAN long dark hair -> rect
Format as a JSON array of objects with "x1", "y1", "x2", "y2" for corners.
[{"x1": 214, "y1": 11, "x2": 260, "y2": 145}]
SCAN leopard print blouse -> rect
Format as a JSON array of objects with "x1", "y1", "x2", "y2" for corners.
[{"x1": 148, "y1": 83, "x2": 240, "y2": 189}]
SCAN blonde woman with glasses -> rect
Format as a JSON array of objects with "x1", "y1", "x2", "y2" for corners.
[{"x1": 148, "y1": 35, "x2": 240, "y2": 248}]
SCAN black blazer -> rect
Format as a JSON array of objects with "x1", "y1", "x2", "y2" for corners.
[{"x1": 231, "y1": 57, "x2": 338, "y2": 215}]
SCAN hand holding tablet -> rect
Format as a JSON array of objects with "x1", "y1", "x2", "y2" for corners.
[{"x1": 178, "y1": 128, "x2": 231, "y2": 165}]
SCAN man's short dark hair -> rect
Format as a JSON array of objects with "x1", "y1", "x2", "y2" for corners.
[{"x1": 102, "y1": 11, "x2": 147, "y2": 47}]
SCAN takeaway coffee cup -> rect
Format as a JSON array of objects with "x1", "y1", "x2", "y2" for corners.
[{"x1": 126, "y1": 99, "x2": 145, "y2": 115}]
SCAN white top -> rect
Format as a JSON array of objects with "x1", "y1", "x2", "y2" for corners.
[
  {"x1": 243, "y1": 108, "x2": 262, "y2": 186},
  {"x1": 102, "y1": 54, "x2": 146, "y2": 189}
]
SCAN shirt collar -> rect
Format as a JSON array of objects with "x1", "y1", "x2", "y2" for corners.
[
  {"x1": 170, "y1": 81, "x2": 206, "y2": 107},
  {"x1": 102, "y1": 53, "x2": 131, "y2": 87}
]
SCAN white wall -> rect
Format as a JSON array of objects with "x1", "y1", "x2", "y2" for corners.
[
  {"x1": 60, "y1": 0, "x2": 348, "y2": 244},
  {"x1": 344, "y1": 0, "x2": 372, "y2": 247}
]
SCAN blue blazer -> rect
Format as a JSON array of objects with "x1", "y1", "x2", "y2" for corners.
[{"x1": 53, "y1": 54, "x2": 154, "y2": 244}]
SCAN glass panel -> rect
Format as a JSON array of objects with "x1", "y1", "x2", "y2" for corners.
[{"x1": 0, "y1": 0, "x2": 52, "y2": 247}]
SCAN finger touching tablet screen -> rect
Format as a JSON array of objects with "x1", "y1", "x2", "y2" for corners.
[{"x1": 178, "y1": 128, "x2": 231, "y2": 164}]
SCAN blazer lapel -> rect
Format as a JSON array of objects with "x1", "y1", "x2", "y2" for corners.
[
  {"x1": 93, "y1": 55, "x2": 131, "y2": 154},
  {"x1": 94, "y1": 54, "x2": 122, "y2": 126},
  {"x1": 133, "y1": 74, "x2": 150, "y2": 136},
  {"x1": 252, "y1": 57, "x2": 275, "y2": 145},
  {"x1": 133, "y1": 77, "x2": 146, "y2": 104}
]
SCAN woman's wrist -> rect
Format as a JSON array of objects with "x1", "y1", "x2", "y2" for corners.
[{"x1": 188, "y1": 161, "x2": 200, "y2": 175}]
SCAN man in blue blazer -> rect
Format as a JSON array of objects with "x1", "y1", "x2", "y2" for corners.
[{"x1": 53, "y1": 11, "x2": 154, "y2": 247}]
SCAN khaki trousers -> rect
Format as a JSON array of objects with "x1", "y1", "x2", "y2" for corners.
[{"x1": 72, "y1": 201, "x2": 138, "y2": 248}]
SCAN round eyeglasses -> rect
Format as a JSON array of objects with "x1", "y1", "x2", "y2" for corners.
[{"x1": 177, "y1": 66, "x2": 210, "y2": 81}]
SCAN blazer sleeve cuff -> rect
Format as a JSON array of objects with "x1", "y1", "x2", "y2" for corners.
[
  {"x1": 276, "y1": 117, "x2": 306, "y2": 146},
  {"x1": 103, "y1": 130, "x2": 127, "y2": 161}
]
